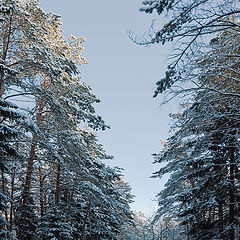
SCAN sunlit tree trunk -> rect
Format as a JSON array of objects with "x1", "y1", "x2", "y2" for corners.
[
  {"x1": 0, "y1": 13, "x2": 12, "y2": 98},
  {"x1": 0, "y1": 15, "x2": 13, "y2": 228},
  {"x1": 23, "y1": 78, "x2": 48, "y2": 205},
  {"x1": 22, "y1": 97, "x2": 44, "y2": 204}
]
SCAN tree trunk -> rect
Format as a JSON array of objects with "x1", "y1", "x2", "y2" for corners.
[
  {"x1": 23, "y1": 74, "x2": 49, "y2": 205},
  {"x1": 0, "y1": 13, "x2": 13, "y2": 98},
  {"x1": 39, "y1": 167, "x2": 47, "y2": 217},
  {"x1": 55, "y1": 161, "x2": 61, "y2": 206},
  {"x1": 9, "y1": 173, "x2": 15, "y2": 232},
  {"x1": 186, "y1": 223, "x2": 190, "y2": 240},
  {"x1": 23, "y1": 98, "x2": 44, "y2": 205},
  {"x1": 229, "y1": 147, "x2": 235, "y2": 240},
  {"x1": 65, "y1": 179, "x2": 77, "y2": 222},
  {"x1": 80, "y1": 201, "x2": 91, "y2": 240},
  {"x1": 1, "y1": 172, "x2": 8, "y2": 224},
  {"x1": 219, "y1": 203, "x2": 223, "y2": 220}
]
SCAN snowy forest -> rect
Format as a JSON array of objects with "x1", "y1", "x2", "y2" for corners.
[{"x1": 1, "y1": 0, "x2": 240, "y2": 240}]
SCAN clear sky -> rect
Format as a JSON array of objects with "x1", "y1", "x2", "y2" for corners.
[{"x1": 39, "y1": 0, "x2": 177, "y2": 215}]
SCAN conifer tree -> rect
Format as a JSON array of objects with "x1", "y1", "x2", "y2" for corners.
[
  {"x1": 153, "y1": 30, "x2": 240, "y2": 239},
  {"x1": 138, "y1": 0, "x2": 240, "y2": 97},
  {"x1": 0, "y1": 1, "x2": 137, "y2": 239},
  {"x1": 37, "y1": 206, "x2": 73, "y2": 240}
]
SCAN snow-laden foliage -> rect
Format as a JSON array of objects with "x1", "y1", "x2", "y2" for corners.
[
  {"x1": 153, "y1": 29, "x2": 240, "y2": 239},
  {"x1": 137, "y1": 0, "x2": 240, "y2": 97},
  {"x1": 0, "y1": 0, "x2": 136, "y2": 239}
]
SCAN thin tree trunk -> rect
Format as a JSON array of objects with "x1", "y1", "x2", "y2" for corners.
[
  {"x1": 44, "y1": 188, "x2": 47, "y2": 214},
  {"x1": 39, "y1": 168, "x2": 44, "y2": 217},
  {"x1": 80, "y1": 201, "x2": 91, "y2": 240},
  {"x1": 39, "y1": 167, "x2": 47, "y2": 217},
  {"x1": 229, "y1": 147, "x2": 235, "y2": 240},
  {"x1": 55, "y1": 161, "x2": 61, "y2": 205},
  {"x1": 1, "y1": 172, "x2": 8, "y2": 224},
  {"x1": 65, "y1": 179, "x2": 77, "y2": 221},
  {"x1": 9, "y1": 173, "x2": 15, "y2": 232},
  {"x1": 186, "y1": 224, "x2": 190, "y2": 240},
  {"x1": 0, "y1": 13, "x2": 13, "y2": 98},
  {"x1": 0, "y1": 17, "x2": 13, "y2": 218},
  {"x1": 23, "y1": 98, "x2": 44, "y2": 205},
  {"x1": 219, "y1": 203, "x2": 223, "y2": 220}
]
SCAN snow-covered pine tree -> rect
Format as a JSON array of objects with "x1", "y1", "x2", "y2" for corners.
[
  {"x1": 0, "y1": 4, "x2": 37, "y2": 236},
  {"x1": 37, "y1": 206, "x2": 73, "y2": 240},
  {"x1": 114, "y1": 176, "x2": 136, "y2": 240},
  {"x1": 81, "y1": 166, "x2": 133, "y2": 240},
  {"x1": 14, "y1": 194, "x2": 38, "y2": 240},
  {"x1": 1, "y1": 1, "x2": 136, "y2": 239},
  {"x1": 1, "y1": 0, "x2": 104, "y2": 207},
  {"x1": 0, "y1": 2, "x2": 63, "y2": 237},
  {"x1": 0, "y1": 99, "x2": 20, "y2": 240},
  {"x1": 138, "y1": 0, "x2": 240, "y2": 97},
  {"x1": 153, "y1": 29, "x2": 240, "y2": 239}
]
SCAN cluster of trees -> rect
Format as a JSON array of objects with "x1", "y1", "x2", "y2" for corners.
[
  {"x1": 3, "y1": 0, "x2": 240, "y2": 239},
  {"x1": 0, "y1": 0, "x2": 139, "y2": 239},
  {"x1": 129, "y1": 211, "x2": 182, "y2": 240},
  {"x1": 139, "y1": 0, "x2": 240, "y2": 239}
]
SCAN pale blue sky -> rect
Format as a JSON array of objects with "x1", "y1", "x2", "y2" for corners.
[{"x1": 40, "y1": 0, "x2": 177, "y2": 214}]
